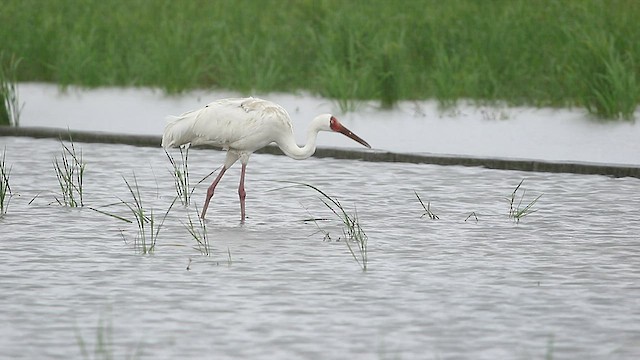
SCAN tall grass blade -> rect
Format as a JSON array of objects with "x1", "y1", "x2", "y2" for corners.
[
  {"x1": 165, "y1": 147, "x2": 191, "y2": 206},
  {"x1": 53, "y1": 135, "x2": 86, "y2": 207},
  {"x1": 182, "y1": 205, "x2": 210, "y2": 256},
  {"x1": 121, "y1": 173, "x2": 176, "y2": 254},
  {"x1": 0, "y1": 52, "x2": 24, "y2": 127},
  {"x1": 415, "y1": 191, "x2": 439, "y2": 220},
  {"x1": 0, "y1": 148, "x2": 12, "y2": 216},
  {"x1": 88, "y1": 204, "x2": 133, "y2": 223},
  {"x1": 283, "y1": 181, "x2": 368, "y2": 271},
  {"x1": 166, "y1": 148, "x2": 217, "y2": 207}
]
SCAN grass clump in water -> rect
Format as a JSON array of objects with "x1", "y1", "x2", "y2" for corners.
[
  {"x1": 0, "y1": 148, "x2": 12, "y2": 216},
  {"x1": 121, "y1": 173, "x2": 175, "y2": 254},
  {"x1": 53, "y1": 136, "x2": 86, "y2": 207},
  {"x1": 165, "y1": 147, "x2": 216, "y2": 208},
  {"x1": 183, "y1": 206, "x2": 210, "y2": 256},
  {"x1": 165, "y1": 147, "x2": 192, "y2": 206},
  {"x1": 0, "y1": 52, "x2": 23, "y2": 126},
  {"x1": 508, "y1": 179, "x2": 542, "y2": 223},
  {"x1": 415, "y1": 191, "x2": 439, "y2": 220},
  {"x1": 289, "y1": 181, "x2": 368, "y2": 271}
]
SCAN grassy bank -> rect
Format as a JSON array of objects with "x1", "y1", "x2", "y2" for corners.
[{"x1": 1, "y1": 0, "x2": 639, "y2": 118}]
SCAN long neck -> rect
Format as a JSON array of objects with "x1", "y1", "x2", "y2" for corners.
[{"x1": 277, "y1": 123, "x2": 322, "y2": 160}]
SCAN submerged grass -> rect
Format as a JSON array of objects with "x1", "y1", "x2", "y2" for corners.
[
  {"x1": 76, "y1": 316, "x2": 115, "y2": 360},
  {"x1": 75, "y1": 313, "x2": 141, "y2": 360},
  {"x1": 1, "y1": 1, "x2": 639, "y2": 118},
  {"x1": 53, "y1": 136, "x2": 86, "y2": 207},
  {"x1": 0, "y1": 52, "x2": 23, "y2": 126},
  {"x1": 0, "y1": 148, "x2": 11, "y2": 216}
]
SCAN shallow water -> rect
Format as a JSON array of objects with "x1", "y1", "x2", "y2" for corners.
[
  {"x1": 17, "y1": 83, "x2": 640, "y2": 165},
  {"x1": 1, "y1": 136, "x2": 639, "y2": 359}
]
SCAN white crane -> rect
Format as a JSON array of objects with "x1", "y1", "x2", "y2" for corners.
[{"x1": 162, "y1": 97, "x2": 371, "y2": 222}]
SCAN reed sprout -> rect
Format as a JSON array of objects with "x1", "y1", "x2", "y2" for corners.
[
  {"x1": 508, "y1": 179, "x2": 542, "y2": 223},
  {"x1": 0, "y1": 148, "x2": 12, "y2": 216},
  {"x1": 53, "y1": 137, "x2": 86, "y2": 207}
]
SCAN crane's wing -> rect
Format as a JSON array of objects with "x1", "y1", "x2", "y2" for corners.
[{"x1": 161, "y1": 98, "x2": 292, "y2": 151}]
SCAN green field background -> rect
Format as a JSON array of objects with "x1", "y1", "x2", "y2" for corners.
[{"x1": 1, "y1": 0, "x2": 639, "y2": 118}]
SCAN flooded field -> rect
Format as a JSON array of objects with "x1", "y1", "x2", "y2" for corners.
[
  {"x1": 1, "y1": 136, "x2": 639, "y2": 359},
  {"x1": 16, "y1": 83, "x2": 640, "y2": 165}
]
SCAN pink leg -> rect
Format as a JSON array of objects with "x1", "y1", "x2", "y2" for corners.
[
  {"x1": 201, "y1": 166, "x2": 228, "y2": 219},
  {"x1": 238, "y1": 163, "x2": 247, "y2": 222}
]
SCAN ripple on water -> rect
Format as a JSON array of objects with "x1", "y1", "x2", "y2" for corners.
[{"x1": 0, "y1": 137, "x2": 639, "y2": 359}]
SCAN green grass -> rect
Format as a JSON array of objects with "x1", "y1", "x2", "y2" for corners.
[
  {"x1": 182, "y1": 207, "x2": 210, "y2": 256},
  {"x1": 2, "y1": 0, "x2": 639, "y2": 118},
  {"x1": 0, "y1": 148, "x2": 11, "y2": 216},
  {"x1": 508, "y1": 179, "x2": 543, "y2": 223},
  {"x1": 121, "y1": 173, "x2": 175, "y2": 254},
  {"x1": 165, "y1": 147, "x2": 217, "y2": 208},
  {"x1": 288, "y1": 181, "x2": 368, "y2": 271},
  {"x1": 53, "y1": 136, "x2": 86, "y2": 207},
  {"x1": 0, "y1": 52, "x2": 23, "y2": 126},
  {"x1": 165, "y1": 148, "x2": 191, "y2": 207}
]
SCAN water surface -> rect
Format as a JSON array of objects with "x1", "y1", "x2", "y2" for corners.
[
  {"x1": 17, "y1": 83, "x2": 640, "y2": 165},
  {"x1": 1, "y1": 136, "x2": 639, "y2": 359}
]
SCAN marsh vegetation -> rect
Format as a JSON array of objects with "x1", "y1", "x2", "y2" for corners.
[{"x1": 1, "y1": 1, "x2": 638, "y2": 118}]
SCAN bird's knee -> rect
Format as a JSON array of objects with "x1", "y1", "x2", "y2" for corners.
[
  {"x1": 238, "y1": 187, "x2": 246, "y2": 200},
  {"x1": 206, "y1": 186, "x2": 215, "y2": 198}
]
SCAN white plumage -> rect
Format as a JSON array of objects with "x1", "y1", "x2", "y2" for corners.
[{"x1": 162, "y1": 97, "x2": 371, "y2": 222}]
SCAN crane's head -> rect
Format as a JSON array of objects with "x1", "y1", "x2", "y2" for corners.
[{"x1": 326, "y1": 115, "x2": 371, "y2": 149}]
